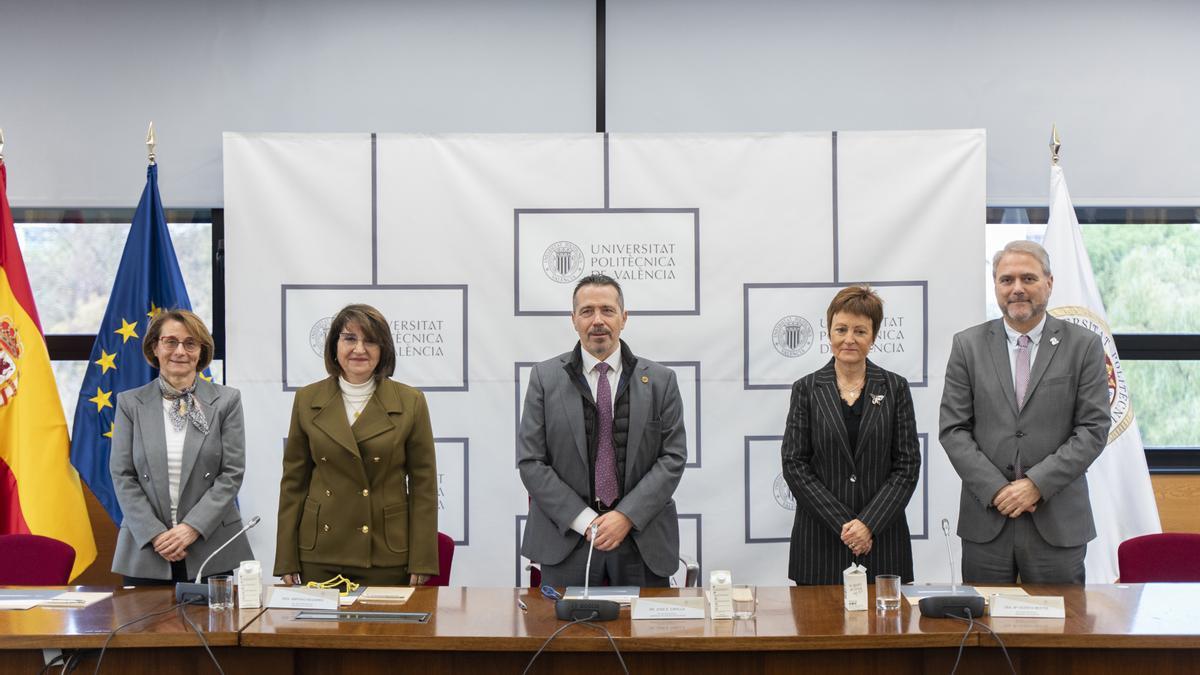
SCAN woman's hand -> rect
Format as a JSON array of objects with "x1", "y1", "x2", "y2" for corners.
[
  {"x1": 841, "y1": 519, "x2": 873, "y2": 556},
  {"x1": 281, "y1": 573, "x2": 302, "y2": 586},
  {"x1": 152, "y1": 523, "x2": 200, "y2": 562},
  {"x1": 409, "y1": 574, "x2": 430, "y2": 586}
]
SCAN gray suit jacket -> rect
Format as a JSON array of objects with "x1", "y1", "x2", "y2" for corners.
[
  {"x1": 518, "y1": 343, "x2": 687, "y2": 577},
  {"x1": 939, "y1": 315, "x2": 1110, "y2": 547},
  {"x1": 110, "y1": 379, "x2": 254, "y2": 579}
]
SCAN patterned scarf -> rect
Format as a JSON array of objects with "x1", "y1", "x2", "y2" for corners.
[{"x1": 158, "y1": 376, "x2": 209, "y2": 434}]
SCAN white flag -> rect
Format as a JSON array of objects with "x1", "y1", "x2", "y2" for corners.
[{"x1": 1041, "y1": 163, "x2": 1161, "y2": 583}]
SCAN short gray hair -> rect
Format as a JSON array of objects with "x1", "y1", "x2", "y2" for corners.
[{"x1": 992, "y1": 240, "x2": 1052, "y2": 278}]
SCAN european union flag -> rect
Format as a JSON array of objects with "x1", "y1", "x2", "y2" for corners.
[{"x1": 69, "y1": 164, "x2": 203, "y2": 524}]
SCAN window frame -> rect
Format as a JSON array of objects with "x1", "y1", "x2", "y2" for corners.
[{"x1": 987, "y1": 205, "x2": 1200, "y2": 473}]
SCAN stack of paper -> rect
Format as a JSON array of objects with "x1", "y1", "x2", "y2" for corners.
[{"x1": 356, "y1": 587, "x2": 416, "y2": 604}]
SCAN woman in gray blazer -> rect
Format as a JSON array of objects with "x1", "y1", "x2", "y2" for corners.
[
  {"x1": 110, "y1": 309, "x2": 253, "y2": 584},
  {"x1": 781, "y1": 286, "x2": 921, "y2": 585}
]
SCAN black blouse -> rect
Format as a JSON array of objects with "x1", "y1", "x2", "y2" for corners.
[{"x1": 840, "y1": 393, "x2": 865, "y2": 452}]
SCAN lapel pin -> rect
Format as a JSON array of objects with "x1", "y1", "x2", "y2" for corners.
[
  {"x1": 641, "y1": 375, "x2": 649, "y2": 384},
  {"x1": 871, "y1": 394, "x2": 885, "y2": 405},
  {"x1": 1050, "y1": 337, "x2": 1059, "y2": 346}
]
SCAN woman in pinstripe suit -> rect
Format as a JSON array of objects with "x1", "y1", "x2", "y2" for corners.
[{"x1": 781, "y1": 286, "x2": 921, "y2": 585}]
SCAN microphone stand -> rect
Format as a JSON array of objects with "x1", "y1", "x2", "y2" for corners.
[
  {"x1": 918, "y1": 518, "x2": 985, "y2": 618},
  {"x1": 175, "y1": 516, "x2": 261, "y2": 604}
]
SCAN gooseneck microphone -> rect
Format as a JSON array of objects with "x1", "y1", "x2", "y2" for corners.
[
  {"x1": 175, "y1": 515, "x2": 261, "y2": 604},
  {"x1": 942, "y1": 518, "x2": 957, "y2": 594},
  {"x1": 918, "y1": 517, "x2": 985, "y2": 619},
  {"x1": 555, "y1": 522, "x2": 619, "y2": 621}
]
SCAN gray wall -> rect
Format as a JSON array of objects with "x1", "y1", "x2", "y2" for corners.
[{"x1": 2, "y1": 0, "x2": 1196, "y2": 207}]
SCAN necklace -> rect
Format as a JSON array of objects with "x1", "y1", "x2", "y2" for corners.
[
  {"x1": 347, "y1": 397, "x2": 370, "y2": 420},
  {"x1": 837, "y1": 375, "x2": 865, "y2": 401}
]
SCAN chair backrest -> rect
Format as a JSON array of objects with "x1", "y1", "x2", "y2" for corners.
[
  {"x1": 1117, "y1": 533, "x2": 1200, "y2": 582},
  {"x1": 0, "y1": 534, "x2": 76, "y2": 585},
  {"x1": 424, "y1": 532, "x2": 455, "y2": 586}
]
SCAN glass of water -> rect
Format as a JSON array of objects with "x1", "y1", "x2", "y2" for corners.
[
  {"x1": 732, "y1": 584, "x2": 757, "y2": 619},
  {"x1": 875, "y1": 575, "x2": 901, "y2": 611},
  {"x1": 208, "y1": 575, "x2": 235, "y2": 611}
]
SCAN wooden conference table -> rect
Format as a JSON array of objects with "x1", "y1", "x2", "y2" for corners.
[{"x1": 2, "y1": 584, "x2": 1198, "y2": 674}]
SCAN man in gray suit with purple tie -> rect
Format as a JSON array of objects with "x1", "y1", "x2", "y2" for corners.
[
  {"x1": 940, "y1": 240, "x2": 1111, "y2": 584},
  {"x1": 518, "y1": 274, "x2": 687, "y2": 587}
]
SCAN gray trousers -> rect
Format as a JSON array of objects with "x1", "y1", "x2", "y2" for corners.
[
  {"x1": 962, "y1": 513, "x2": 1086, "y2": 584},
  {"x1": 539, "y1": 536, "x2": 669, "y2": 588}
]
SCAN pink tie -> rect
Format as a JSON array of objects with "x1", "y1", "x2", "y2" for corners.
[
  {"x1": 594, "y1": 362, "x2": 618, "y2": 507},
  {"x1": 1014, "y1": 334, "x2": 1031, "y2": 479},
  {"x1": 1015, "y1": 334, "x2": 1032, "y2": 411}
]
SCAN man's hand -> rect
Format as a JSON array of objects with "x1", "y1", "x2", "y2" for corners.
[
  {"x1": 587, "y1": 511, "x2": 634, "y2": 551},
  {"x1": 152, "y1": 523, "x2": 200, "y2": 562},
  {"x1": 841, "y1": 519, "x2": 873, "y2": 556},
  {"x1": 993, "y1": 478, "x2": 1042, "y2": 518}
]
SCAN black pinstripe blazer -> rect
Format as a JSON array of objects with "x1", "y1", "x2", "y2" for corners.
[{"x1": 781, "y1": 359, "x2": 921, "y2": 585}]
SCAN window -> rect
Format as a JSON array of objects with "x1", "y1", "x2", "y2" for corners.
[
  {"x1": 986, "y1": 207, "x2": 1200, "y2": 469},
  {"x1": 13, "y1": 209, "x2": 223, "y2": 433}
]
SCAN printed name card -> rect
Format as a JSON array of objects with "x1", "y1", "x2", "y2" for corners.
[
  {"x1": 988, "y1": 595, "x2": 1066, "y2": 619},
  {"x1": 631, "y1": 597, "x2": 707, "y2": 620},
  {"x1": 266, "y1": 586, "x2": 340, "y2": 610}
]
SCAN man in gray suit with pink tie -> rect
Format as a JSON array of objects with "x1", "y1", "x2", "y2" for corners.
[
  {"x1": 940, "y1": 240, "x2": 1111, "y2": 584},
  {"x1": 518, "y1": 274, "x2": 687, "y2": 587}
]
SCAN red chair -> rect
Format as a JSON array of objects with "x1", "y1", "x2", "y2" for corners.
[
  {"x1": 0, "y1": 534, "x2": 76, "y2": 585},
  {"x1": 1117, "y1": 533, "x2": 1200, "y2": 582},
  {"x1": 424, "y1": 532, "x2": 455, "y2": 586}
]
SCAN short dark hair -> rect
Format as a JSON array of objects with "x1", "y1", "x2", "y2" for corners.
[
  {"x1": 826, "y1": 286, "x2": 884, "y2": 339},
  {"x1": 143, "y1": 309, "x2": 215, "y2": 373},
  {"x1": 323, "y1": 304, "x2": 396, "y2": 381},
  {"x1": 572, "y1": 273, "x2": 624, "y2": 311}
]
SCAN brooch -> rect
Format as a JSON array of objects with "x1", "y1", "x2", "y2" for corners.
[
  {"x1": 641, "y1": 376, "x2": 649, "y2": 384},
  {"x1": 1050, "y1": 337, "x2": 1060, "y2": 346},
  {"x1": 871, "y1": 394, "x2": 885, "y2": 405}
]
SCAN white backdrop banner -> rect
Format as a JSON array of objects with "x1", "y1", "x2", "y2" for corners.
[{"x1": 224, "y1": 130, "x2": 985, "y2": 586}]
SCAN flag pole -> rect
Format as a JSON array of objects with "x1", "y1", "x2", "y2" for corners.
[
  {"x1": 146, "y1": 121, "x2": 156, "y2": 165},
  {"x1": 1050, "y1": 124, "x2": 1061, "y2": 166}
]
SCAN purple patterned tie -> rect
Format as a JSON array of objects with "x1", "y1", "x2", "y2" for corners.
[
  {"x1": 594, "y1": 362, "x2": 618, "y2": 508},
  {"x1": 1014, "y1": 334, "x2": 1031, "y2": 478}
]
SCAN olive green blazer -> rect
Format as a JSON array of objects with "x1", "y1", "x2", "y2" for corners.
[{"x1": 274, "y1": 377, "x2": 439, "y2": 577}]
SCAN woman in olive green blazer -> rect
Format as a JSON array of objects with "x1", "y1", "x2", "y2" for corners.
[{"x1": 274, "y1": 304, "x2": 439, "y2": 586}]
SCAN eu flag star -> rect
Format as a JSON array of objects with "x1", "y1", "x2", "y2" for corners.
[
  {"x1": 115, "y1": 319, "x2": 139, "y2": 343},
  {"x1": 94, "y1": 350, "x2": 118, "y2": 374},
  {"x1": 89, "y1": 387, "x2": 114, "y2": 412},
  {"x1": 103, "y1": 422, "x2": 115, "y2": 439},
  {"x1": 147, "y1": 302, "x2": 163, "y2": 321}
]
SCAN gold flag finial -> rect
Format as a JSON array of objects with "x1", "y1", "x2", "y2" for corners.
[
  {"x1": 1050, "y1": 124, "x2": 1061, "y2": 166},
  {"x1": 146, "y1": 121, "x2": 157, "y2": 165}
]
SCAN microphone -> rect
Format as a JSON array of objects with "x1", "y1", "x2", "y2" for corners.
[
  {"x1": 942, "y1": 518, "x2": 957, "y2": 594},
  {"x1": 583, "y1": 523, "x2": 598, "y2": 599},
  {"x1": 175, "y1": 515, "x2": 261, "y2": 604},
  {"x1": 555, "y1": 522, "x2": 619, "y2": 621},
  {"x1": 918, "y1": 517, "x2": 985, "y2": 619}
]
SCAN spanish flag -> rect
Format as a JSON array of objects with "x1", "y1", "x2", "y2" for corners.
[{"x1": 0, "y1": 158, "x2": 97, "y2": 580}]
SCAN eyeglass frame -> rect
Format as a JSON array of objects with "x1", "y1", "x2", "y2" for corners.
[{"x1": 157, "y1": 336, "x2": 202, "y2": 353}]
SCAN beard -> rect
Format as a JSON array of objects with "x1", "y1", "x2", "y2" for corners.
[{"x1": 1003, "y1": 298, "x2": 1045, "y2": 324}]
